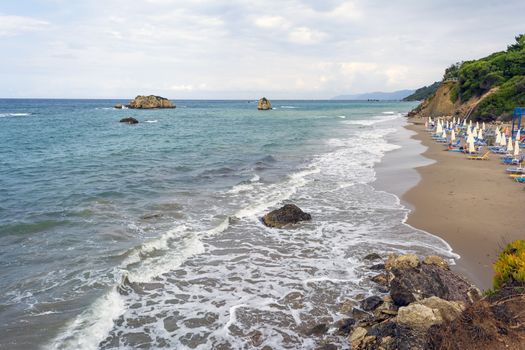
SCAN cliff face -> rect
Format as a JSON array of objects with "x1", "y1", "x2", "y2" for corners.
[{"x1": 409, "y1": 81, "x2": 497, "y2": 120}]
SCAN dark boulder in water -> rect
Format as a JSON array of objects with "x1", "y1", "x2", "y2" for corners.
[
  {"x1": 120, "y1": 117, "x2": 139, "y2": 124},
  {"x1": 262, "y1": 204, "x2": 311, "y2": 228},
  {"x1": 114, "y1": 103, "x2": 124, "y2": 109}
]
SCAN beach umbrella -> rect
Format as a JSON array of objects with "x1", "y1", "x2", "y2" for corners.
[
  {"x1": 429, "y1": 117, "x2": 433, "y2": 124},
  {"x1": 467, "y1": 133, "x2": 475, "y2": 145},
  {"x1": 436, "y1": 122, "x2": 443, "y2": 134},
  {"x1": 476, "y1": 121, "x2": 479, "y2": 129},
  {"x1": 507, "y1": 138, "x2": 514, "y2": 152},
  {"x1": 469, "y1": 120, "x2": 472, "y2": 128},
  {"x1": 514, "y1": 140, "x2": 520, "y2": 156},
  {"x1": 451, "y1": 129, "x2": 456, "y2": 142},
  {"x1": 425, "y1": 121, "x2": 428, "y2": 129},
  {"x1": 501, "y1": 134, "x2": 507, "y2": 147},
  {"x1": 442, "y1": 129, "x2": 447, "y2": 139},
  {"x1": 482, "y1": 122, "x2": 486, "y2": 130},
  {"x1": 446, "y1": 121, "x2": 450, "y2": 129},
  {"x1": 496, "y1": 131, "x2": 501, "y2": 145},
  {"x1": 477, "y1": 129, "x2": 483, "y2": 140},
  {"x1": 468, "y1": 140, "x2": 476, "y2": 154},
  {"x1": 517, "y1": 130, "x2": 521, "y2": 141}
]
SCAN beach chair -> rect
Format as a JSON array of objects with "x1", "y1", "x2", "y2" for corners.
[
  {"x1": 467, "y1": 151, "x2": 489, "y2": 160},
  {"x1": 515, "y1": 176, "x2": 525, "y2": 183}
]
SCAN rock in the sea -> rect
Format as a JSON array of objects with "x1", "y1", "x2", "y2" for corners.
[
  {"x1": 304, "y1": 323, "x2": 329, "y2": 336},
  {"x1": 361, "y1": 296, "x2": 384, "y2": 311},
  {"x1": 119, "y1": 117, "x2": 139, "y2": 124},
  {"x1": 114, "y1": 103, "x2": 123, "y2": 109},
  {"x1": 257, "y1": 97, "x2": 272, "y2": 110},
  {"x1": 127, "y1": 95, "x2": 175, "y2": 109},
  {"x1": 262, "y1": 204, "x2": 311, "y2": 228},
  {"x1": 363, "y1": 253, "x2": 382, "y2": 261},
  {"x1": 389, "y1": 264, "x2": 478, "y2": 306}
]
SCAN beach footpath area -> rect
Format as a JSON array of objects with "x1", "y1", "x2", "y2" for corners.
[{"x1": 404, "y1": 117, "x2": 525, "y2": 290}]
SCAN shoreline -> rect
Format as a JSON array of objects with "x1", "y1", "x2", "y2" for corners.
[{"x1": 402, "y1": 117, "x2": 525, "y2": 290}]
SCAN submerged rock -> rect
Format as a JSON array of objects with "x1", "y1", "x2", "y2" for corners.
[
  {"x1": 257, "y1": 97, "x2": 272, "y2": 110},
  {"x1": 363, "y1": 253, "x2": 382, "y2": 261},
  {"x1": 119, "y1": 117, "x2": 139, "y2": 124},
  {"x1": 127, "y1": 95, "x2": 175, "y2": 109},
  {"x1": 262, "y1": 204, "x2": 311, "y2": 228}
]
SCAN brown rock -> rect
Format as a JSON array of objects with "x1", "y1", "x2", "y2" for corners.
[
  {"x1": 127, "y1": 95, "x2": 175, "y2": 109},
  {"x1": 422, "y1": 255, "x2": 449, "y2": 269},
  {"x1": 385, "y1": 254, "x2": 419, "y2": 270},
  {"x1": 257, "y1": 97, "x2": 272, "y2": 110}
]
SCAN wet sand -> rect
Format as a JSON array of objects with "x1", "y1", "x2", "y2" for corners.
[{"x1": 403, "y1": 118, "x2": 525, "y2": 290}]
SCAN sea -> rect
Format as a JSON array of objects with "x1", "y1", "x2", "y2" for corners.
[{"x1": 0, "y1": 99, "x2": 456, "y2": 349}]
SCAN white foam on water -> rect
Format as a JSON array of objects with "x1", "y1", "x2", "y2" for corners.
[
  {"x1": 343, "y1": 113, "x2": 402, "y2": 126},
  {"x1": 337, "y1": 115, "x2": 346, "y2": 118},
  {"x1": 280, "y1": 106, "x2": 299, "y2": 109},
  {"x1": 145, "y1": 120, "x2": 158, "y2": 123},
  {"x1": 45, "y1": 288, "x2": 125, "y2": 350},
  {"x1": 0, "y1": 112, "x2": 31, "y2": 118},
  {"x1": 49, "y1": 109, "x2": 457, "y2": 349}
]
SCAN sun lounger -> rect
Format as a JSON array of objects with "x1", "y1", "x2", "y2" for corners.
[
  {"x1": 467, "y1": 151, "x2": 489, "y2": 160},
  {"x1": 506, "y1": 167, "x2": 525, "y2": 174},
  {"x1": 515, "y1": 176, "x2": 525, "y2": 183}
]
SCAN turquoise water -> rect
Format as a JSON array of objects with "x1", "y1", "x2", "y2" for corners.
[{"x1": 0, "y1": 99, "x2": 453, "y2": 349}]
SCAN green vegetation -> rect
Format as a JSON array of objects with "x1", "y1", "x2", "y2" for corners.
[
  {"x1": 403, "y1": 81, "x2": 440, "y2": 101},
  {"x1": 492, "y1": 240, "x2": 525, "y2": 291},
  {"x1": 452, "y1": 34, "x2": 525, "y2": 120}
]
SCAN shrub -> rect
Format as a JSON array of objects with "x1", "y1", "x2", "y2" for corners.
[{"x1": 492, "y1": 240, "x2": 525, "y2": 290}]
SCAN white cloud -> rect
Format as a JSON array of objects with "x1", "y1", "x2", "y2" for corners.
[
  {"x1": 0, "y1": 15, "x2": 49, "y2": 37},
  {"x1": 254, "y1": 16, "x2": 290, "y2": 29},
  {"x1": 288, "y1": 26, "x2": 327, "y2": 44}
]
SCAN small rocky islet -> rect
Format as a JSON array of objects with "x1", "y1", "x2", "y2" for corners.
[
  {"x1": 115, "y1": 95, "x2": 176, "y2": 109},
  {"x1": 257, "y1": 97, "x2": 272, "y2": 110}
]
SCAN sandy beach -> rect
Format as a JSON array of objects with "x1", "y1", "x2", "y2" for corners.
[{"x1": 403, "y1": 118, "x2": 525, "y2": 290}]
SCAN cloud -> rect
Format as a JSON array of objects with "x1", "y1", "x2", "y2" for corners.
[
  {"x1": 0, "y1": 14, "x2": 49, "y2": 37},
  {"x1": 288, "y1": 27, "x2": 327, "y2": 44},
  {"x1": 1, "y1": 0, "x2": 525, "y2": 98}
]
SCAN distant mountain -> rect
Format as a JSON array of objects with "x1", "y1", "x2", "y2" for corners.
[
  {"x1": 331, "y1": 89, "x2": 415, "y2": 101},
  {"x1": 402, "y1": 82, "x2": 440, "y2": 101}
]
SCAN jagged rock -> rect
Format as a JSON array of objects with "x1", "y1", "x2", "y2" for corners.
[
  {"x1": 119, "y1": 117, "x2": 139, "y2": 124},
  {"x1": 262, "y1": 204, "x2": 311, "y2": 228},
  {"x1": 363, "y1": 253, "x2": 382, "y2": 261},
  {"x1": 389, "y1": 264, "x2": 476, "y2": 306},
  {"x1": 416, "y1": 296, "x2": 464, "y2": 322},
  {"x1": 370, "y1": 263, "x2": 385, "y2": 270},
  {"x1": 397, "y1": 303, "x2": 443, "y2": 330},
  {"x1": 385, "y1": 254, "x2": 419, "y2": 270},
  {"x1": 340, "y1": 299, "x2": 354, "y2": 314},
  {"x1": 422, "y1": 255, "x2": 449, "y2": 269},
  {"x1": 127, "y1": 95, "x2": 175, "y2": 109},
  {"x1": 305, "y1": 323, "x2": 328, "y2": 336},
  {"x1": 334, "y1": 318, "x2": 355, "y2": 335},
  {"x1": 114, "y1": 103, "x2": 123, "y2": 109},
  {"x1": 361, "y1": 296, "x2": 384, "y2": 311},
  {"x1": 371, "y1": 273, "x2": 388, "y2": 286},
  {"x1": 316, "y1": 344, "x2": 338, "y2": 350},
  {"x1": 257, "y1": 97, "x2": 272, "y2": 110},
  {"x1": 349, "y1": 327, "x2": 368, "y2": 348}
]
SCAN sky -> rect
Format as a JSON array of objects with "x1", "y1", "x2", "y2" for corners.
[{"x1": 1, "y1": 0, "x2": 524, "y2": 99}]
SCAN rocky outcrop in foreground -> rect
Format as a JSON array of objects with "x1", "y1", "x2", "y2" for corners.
[
  {"x1": 126, "y1": 95, "x2": 175, "y2": 109},
  {"x1": 343, "y1": 254, "x2": 481, "y2": 350},
  {"x1": 262, "y1": 204, "x2": 311, "y2": 228},
  {"x1": 257, "y1": 97, "x2": 272, "y2": 110}
]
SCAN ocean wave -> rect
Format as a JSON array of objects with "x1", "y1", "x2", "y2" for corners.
[
  {"x1": 144, "y1": 120, "x2": 158, "y2": 123},
  {"x1": 280, "y1": 106, "x2": 299, "y2": 109},
  {"x1": 343, "y1": 112, "x2": 402, "y2": 126},
  {"x1": 0, "y1": 112, "x2": 32, "y2": 118}
]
